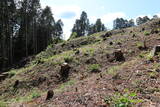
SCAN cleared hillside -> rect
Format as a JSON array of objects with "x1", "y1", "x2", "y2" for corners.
[{"x1": 1, "y1": 19, "x2": 160, "y2": 107}]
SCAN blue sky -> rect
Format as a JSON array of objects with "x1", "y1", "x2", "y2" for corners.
[{"x1": 40, "y1": 0, "x2": 160, "y2": 39}]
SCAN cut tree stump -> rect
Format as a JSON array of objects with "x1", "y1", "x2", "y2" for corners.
[
  {"x1": 13, "y1": 80, "x2": 20, "y2": 88},
  {"x1": 60, "y1": 63, "x2": 71, "y2": 80},
  {"x1": 113, "y1": 49, "x2": 125, "y2": 62},
  {"x1": 151, "y1": 45, "x2": 160, "y2": 56},
  {"x1": 46, "y1": 90, "x2": 54, "y2": 100}
]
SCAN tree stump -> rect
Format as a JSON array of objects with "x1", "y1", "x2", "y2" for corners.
[
  {"x1": 13, "y1": 80, "x2": 19, "y2": 88},
  {"x1": 46, "y1": 90, "x2": 54, "y2": 100},
  {"x1": 113, "y1": 49, "x2": 125, "y2": 62},
  {"x1": 60, "y1": 63, "x2": 71, "y2": 80},
  {"x1": 109, "y1": 42, "x2": 113, "y2": 45},
  {"x1": 151, "y1": 45, "x2": 160, "y2": 56},
  {"x1": 85, "y1": 58, "x2": 97, "y2": 64}
]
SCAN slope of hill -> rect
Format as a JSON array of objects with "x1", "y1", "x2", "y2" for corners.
[{"x1": 1, "y1": 19, "x2": 160, "y2": 107}]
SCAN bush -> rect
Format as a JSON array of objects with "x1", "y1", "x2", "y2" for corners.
[
  {"x1": 136, "y1": 42, "x2": 144, "y2": 49},
  {"x1": 146, "y1": 53, "x2": 153, "y2": 61},
  {"x1": 8, "y1": 71, "x2": 16, "y2": 78},
  {"x1": 64, "y1": 56, "x2": 73, "y2": 63},
  {"x1": 104, "y1": 91, "x2": 142, "y2": 107},
  {"x1": 144, "y1": 31, "x2": 150, "y2": 36},
  {"x1": 89, "y1": 64, "x2": 100, "y2": 73},
  {"x1": 31, "y1": 92, "x2": 41, "y2": 99}
]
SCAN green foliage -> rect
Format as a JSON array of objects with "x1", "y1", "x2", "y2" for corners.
[
  {"x1": 70, "y1": 32, "x2": 78, "y2": 40},
  {"x1": 88, "y1": 19, "x2": 106, "y2": 35},
  {"x1": 54, "y1": 19, "x2": 64, "y2": 38},
  {"x1": 0, "y1": 101, "x2": 7, "y2": 107},
  {"x1": 104, "y1": 91, "x2": 142, "y2": 107},
  {"x1": 153, "y1": 63, "x2": 160, "y2": 70},
  {"x1": 107, "y1": 66, "x2": 120, "y2": 75},
  {"x1": 136, "y1": 16, "x2": 150, "y2": 25},
  {"x1": 113, "y1": 18, "x2": 135, "y2": 29},
  {"x1": 56, "y1": 80, "x2": 76, "y2": 92},
  {"x1": 146, "y1": 53, "x2": 153, "y2": 61},
  {"x1": 148, "y1": 72, "x2": 158, "y2": 79},
  {"x1": 8, "y1": 71, "x2": 16, "y2": 78},
  {"x1": 31, "y1": 92, "x2": 41, "y2": 99},
  {"x1": 71, "y1": 11, "x2": 89, "y2": 38},
  {"x1": 0, "y1": 0, "x2": 64, "y2": 71},
  {"x1": 81, "y1": 46, "x2": 95, "y2": 56},
  {"x1": 138, "y1": 51, "x2": 148, "y2": 58},
  {"x1": 144, "y1": 31, "x2": 150, "y2": 36},
  {"x1": 89, "y1": 64, "x2": 100, "y2": 71},
  {"x1": 9, "y1": 90, "x2": 42, "y2": 103},
  {"x1": 8, "y1": 64, "x2": 36, "y2": 76},
  {"x1": 64, "y1": 56, "x2": 73, "y2": 63},
  {"x1": 136, "y1": 42, "x2": 144, "y2": 48}
]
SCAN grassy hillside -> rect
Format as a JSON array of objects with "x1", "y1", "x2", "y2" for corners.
[{"x1": 1, "y1": 19, "x2": 160, "y2": 107}]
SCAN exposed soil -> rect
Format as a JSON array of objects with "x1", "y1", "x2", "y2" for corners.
[{"x1": 1, "y1": 19, "x2": 160, "y2": 107}]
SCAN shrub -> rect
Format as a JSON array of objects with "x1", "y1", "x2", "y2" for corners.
[
  {"x1": 136, "y1": 42, "x2": 143, "y2": 47},
  {"x1": 138, "y1": 51, "x2": 147, "y2": 58},
  {"x1": 89, "y1": 64, "x2": 100, "y2": 73},
  {"x1": 31, "y1": 92, "x2": 41, "y2": 99},
  {"x1": 82, "y1": 47, "x2": 95, "y2": 57},
  {"x1": 8, "y1": 71, "x2": 16, "y2": 78},
  {"x1": 144, "y1": 31, "x2": 150, "y2": 36},
  {"x1": 146, "y1": 53, "x2": 153, "y2": 61},
  {"x1": 64, "y1": 56, "x2": 73, "y2": 63},
  {"x1": 104, "y1": 91, "x2": 142, "y2": 107}
]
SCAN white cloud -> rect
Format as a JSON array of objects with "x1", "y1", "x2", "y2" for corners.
[
  {"x1": 100, "y1": 6, "x2": 105, "y2": 9},
  {"x1": 41, "y1": 4, "x2": 82, "y2": 40},
  {"x1": 40, "y1": 0, "x2": 82, "y2": 40},
  {"x1": 50, "y1": 5, "x2": 82, "y2": 40},
  {"x1": 89, "y1": 12, "x2": 126, "y2": 29},
  {"x1": 101, "y1": 12, "x2": 126, "y2": 29},
  {"x1": 156, "y1": 13, "x2": 160, "y2": 17},
  {"x1": 89, "y1": 16, "x2": 97, "y2": 23},
  {"x1": 51, "y1": 5, "x2": 81, "y2": 19},
  {"x1": 102, "y1": 12, "x2": 126, "y2": 23}
]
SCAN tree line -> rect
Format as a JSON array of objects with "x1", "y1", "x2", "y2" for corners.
[
  {"x1": 0, "y1": 0, "x2": 63, "y2": 71},
  {"x1": 113, "y1": 15, "x2": 159, "y2": 29},
  {"x1": 70, "y1": 11, "x2": 106, "y2": 39},
  {"x1": 70, "y1": 11, "x2": 159, "y2": 39}
]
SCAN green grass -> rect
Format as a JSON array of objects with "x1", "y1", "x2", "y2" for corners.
[
  {"x1": 104, "y1": 91, "x2": 142, "y2": 107},
  {"x1": 88, "y1": 64, "x2": 100, "y2": 72},
  {"x1": 138, "y1": 51, "x2": 153, "y2": 61},
  {"x1": 138, "y1": 51, "x2": 148, "y2": 58},
  {"x1": 81, "y1": 46, "x2": 96, "y2": 56},
  {"x1": 9, "y1": 89, "x2": 42, "y2": 103},
  {"x1": 55, "y1": 80, "x2": 76, "y2": 92},
  {"x1": 136, "y1": 42, "x2": 144, "y2": 48},
  {"x1": 8, "y1": 64, "x2": 36, "y2": 77},
  {"x1": 153, "y1": 63, "x2": 160, "y2": 70},
  {"x1": 31, "y1": 91, "x2": 41, "y2": 99},
  {"x1": 106, "y1": 58, "x2": 138, "y2": 76},
  {"x1": 64, "y1": 56, "x2": 74, "y2": 63},
  {"x1": 8, "y1": 71, "x2": 16, "y2": 78},
  {"x1": 0, "y1": 101, "x2": 7, "y2": 107},
  {"x1": 38, "y1": 50, "x2": 74, "y2": 63},
  {"x1": 144, "y1": 31, "x2": 150, "y2": 36},
  {"x1": 107, "y1": 66, "x2": 120, "y2": 75}
]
